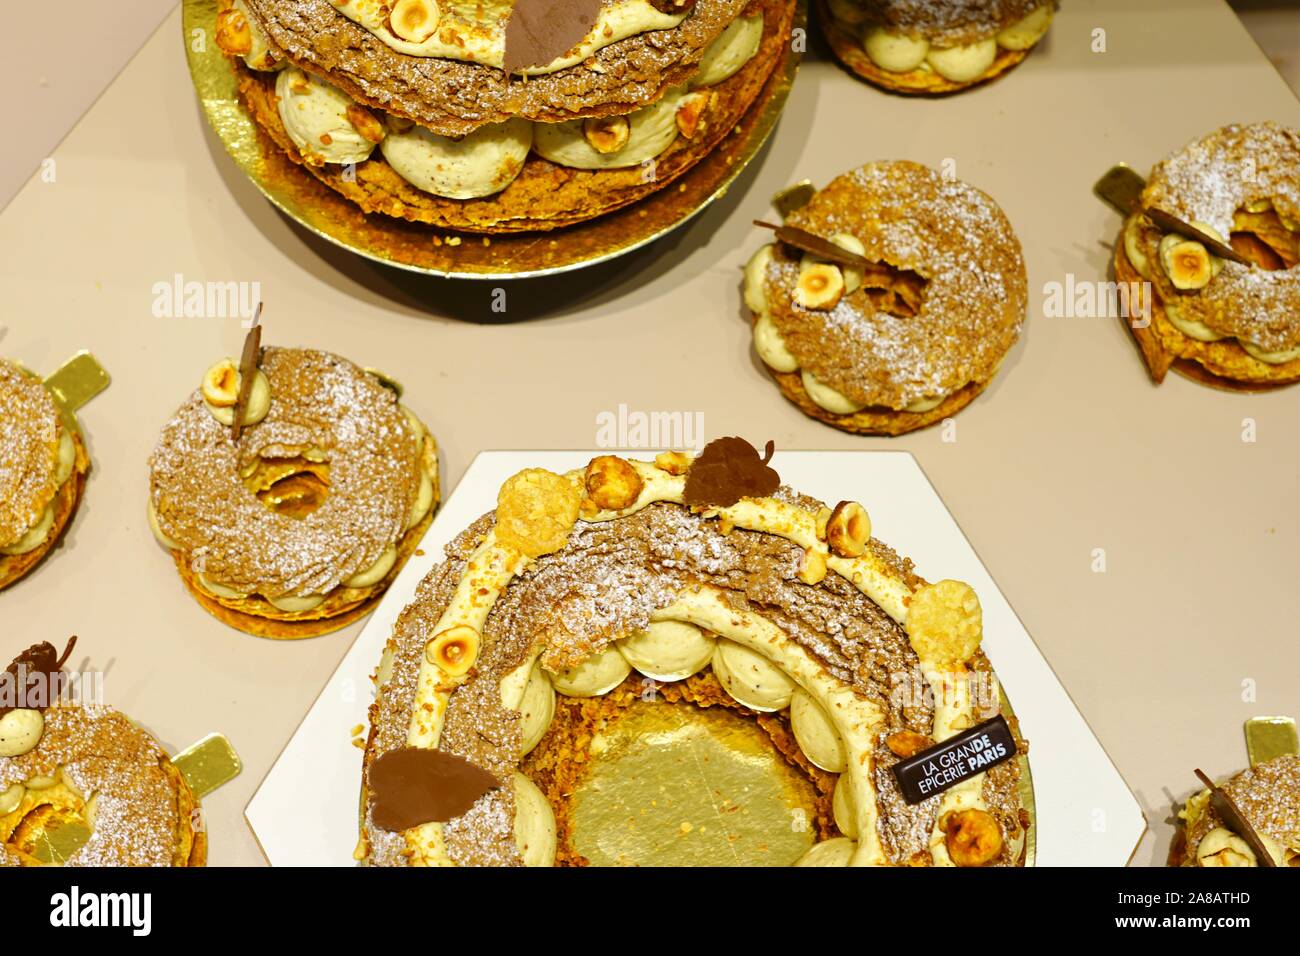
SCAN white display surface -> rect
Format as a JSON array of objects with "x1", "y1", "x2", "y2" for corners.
[{"x1": 246, "y1": 450, "x2": 1146, "y2": 866}]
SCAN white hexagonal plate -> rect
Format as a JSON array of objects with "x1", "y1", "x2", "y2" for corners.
[{"x1": 246, "y1": 451, "x2": 1145, "y2": 866}]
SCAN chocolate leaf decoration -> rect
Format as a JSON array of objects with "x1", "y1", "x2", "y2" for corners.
[
  {"x1": 503, "y1": 0, "x2": 603, "y2": 74},
  {"x1": 682, "y1": 437, "x2": 780, "y2": 508},
  {"x1": 231, "y1": 307, "x2": 263, "y2": 442},
  {"x1": 368, "y1": 747, "x2": 499, "y2": 831},
  {"x1": 1, "y1": 635, "x2": 77, "y2": 717},
  {"x1": 1194, "y1": 768, "x2": 1277, "y2": 867},
  {"x1": 753, "y1": 220, "x2": 873, "y2": 270},
  {"x1": 1144, "y1": 208, "x2": 1250, "y2": 265}
]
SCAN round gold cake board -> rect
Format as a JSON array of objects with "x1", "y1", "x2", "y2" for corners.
[{"x1": 183, "y1": 0, "x2": 805, "y2": 280}]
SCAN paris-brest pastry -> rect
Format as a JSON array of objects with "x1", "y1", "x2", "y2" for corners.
[
  {"x1": 744, "y1": 161, "x2": 1026, "y2": 435},
  {"x1": 213, "y1": 0, "x2": 798, "y2": 232},
  {"x1": 148, "y1": 334, "x2": 439, "y2": 638},
  {"x1": 358, "y1": 439, "x2": 1030, "y2": 866},
  {"x1": 1114, "y1": 121, "x2": 1300, "y2": 389},
  {"x1": 0, "y1": 638, "x2": 207, "y2": 867}
]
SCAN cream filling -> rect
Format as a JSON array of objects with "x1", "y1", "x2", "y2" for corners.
[
  {"x1": 512, "y1": 772, "x2": 557, "y2": 866},
  {"x1": 691, "y1": 13, "x2": 764, "y2": 88},
  {"x1": 832, "y1": 773, "x2": 857, "y2": 837},
  {"x1": 996, "y1": 5, "x2": 1053, "y2": 51},
  {"x1": 333, "y1": 0, "x2": 685, "y2": 75},
  {"x1": 54, "y1": 430, "x2": 75, "y2": 486},
  {"x1": 753, "y1": 313, "x2": 799, "y2": 373},
  {"x1": 516, "y1": 662, "x2": 555, "y2": 755},
  {"x1": 533, "y1": 87, "x2": 685, "y2": 171},
  {"x1": 0, "y1": 708, "x2": 44, "y2": 758},
  {"x1": 0, "y1": 505, "x2": 54, "y2": 556},
  {"x1": 198, "y1": 574, "x2": 249, "y2": 600},
  {"x1": 711, "y1": 637, "x2": 796, "y2": 712},
  {"x1": 862, "y1": 27, "x2": 929, "y2": 73},
  {"x1": 547, "y1": 645, "x2": 632, "y2": 698},
  {"x1": 380, "y1": 119, "x2": 533, "y2": 200},
  {"x1": 1123, "y1": 216, "x2": 1151, "y2": 277},
  {"x1": 344, "y1": 546, "x2": 398, "y2": 588},
  {"x1": 407, "y1": 470, "x2": 435, "y2": 530},
  {"x1": 790, "y1": 687, "x2": 847, "y2": 772},
  {"x1": 276, "y1": 68, "x2": 377, "y2": 166},
  {"x1": 268, "y1": 593, "x2": 326, "y2": 612},
  {"x1": 256, "y1": 15, "x2": 759, "y2": 191},
  {"x1": 204, "y1": 369, "x2": 271, "y2": 427},
  {"x1": 743, "y1": 244, "x2": 774, "y2": 314},
  {"x1": 616, "y1": 620, "x2": 716, "y2": 681},
  {"x1": 926, "y1": 38, "x2": 998, "y2": 83},
  {"x1": 801, "y1": 371, "x2": 866, "y2": 415},
  {"x1": 795, "y1": 836, "x2": 856, "y2": 866},
  {"x1": 1241, "y1": 339, "x2": 1300, "y2": 364}
]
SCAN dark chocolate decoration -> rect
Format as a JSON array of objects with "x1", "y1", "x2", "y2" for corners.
[
  {"x1": 503, "y1": 0, "x2": 603, "y2": 74},
  {"x1": 368, "y1": 747, "x2": 500, "y2": 831},
  {"x1": 1193, "y1": 768, "x2": 1278, "y2": 867},
  {"x1": 0, "y1": 635, "x2": 77, "y2": 718},
  {"x1": 892, "y1": 715, "x2": 1017, "y2": 805},
  {"x1": 231, "y1": 308, "x2": 263, "y2": 442},
  {"x1": 1143, "y1": 207, "x2": 1250, "y2": 265},
  {"x1": 682, "y1": 437, "x2": 780, "y2": 509},
  {"x1": 753, "y1": 220, "x2": 873, "y2": 270}
]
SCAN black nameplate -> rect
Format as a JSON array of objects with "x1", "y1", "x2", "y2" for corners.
[{"x1": 892, "y1": 715, "x2": 1016, "y2": 805}]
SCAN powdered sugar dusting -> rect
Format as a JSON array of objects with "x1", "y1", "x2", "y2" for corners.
[
  {"x1": 148, "y1": 347, "x2": 421, "y2": 597},
  {"x1": 0, "y1": 360, "x2": 60, "y2": 546}
]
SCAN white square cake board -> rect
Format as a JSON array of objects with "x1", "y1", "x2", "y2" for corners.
[{"x1": 246, "y1": 451, "x2": 1146, "y2": 866}]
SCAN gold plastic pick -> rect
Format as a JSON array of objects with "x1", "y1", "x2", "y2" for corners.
[
  {"x1": 1245, "y1": 716, "x2": 1298, "y2": 768},
  {"x1": 1093, "y1": 164, "x2": 1146, "y2": 215},
  {"x1": 43, "y1": 351, "x2": 109, "y2": 412},
  {"x1": 772, "y1": 180, "x2": 816, "y2": 220},
  {"x1": 173, "y1": 733, "x2": 242, "y2": 798}
]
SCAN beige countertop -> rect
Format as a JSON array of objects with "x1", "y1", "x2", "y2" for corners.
[{"x1": 1, "y1": 0, "x2": 1297, "y2": 866}]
